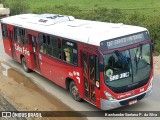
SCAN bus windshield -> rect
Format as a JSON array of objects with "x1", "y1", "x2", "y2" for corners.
[{"x1": 103, "y1": 44, "x2": 152, "y2": 93}]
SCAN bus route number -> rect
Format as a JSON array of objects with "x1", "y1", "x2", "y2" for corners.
[{"x1": 109, "y1": 72, "x2": 130, "y2": 81}]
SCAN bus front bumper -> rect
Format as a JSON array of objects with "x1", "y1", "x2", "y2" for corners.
[{"x1": 100, "y1": 86, "x2": 152, "y2": 110}]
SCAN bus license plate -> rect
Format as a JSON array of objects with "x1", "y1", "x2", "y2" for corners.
[{"x1": 129, "y1": 100, "x2": 137, "y2": 105}]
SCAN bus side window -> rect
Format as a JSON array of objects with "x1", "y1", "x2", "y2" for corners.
[
  {"x1": 14, "y1": 27, "x2": 20, "y2": 43},
  {"x1": 73, "y1": 48, "x2": 78, "y2": 65},
  {"x1": 63, "y1": 47, "x2": 71, "y2": 62},
  {"x1": 39, "y1": 34, "x2": 61, "y2": 58},
  {"x1": 39, "y1": 33, "x2": 47, "y2": 54},
  {"x1": 62, "y1": 39, "x2": 78, "y2": 66},
  {"x1": 14, "y1": 27, "x2": 17, "y2": 42},
  {"x1": 51, "y1": 36, "x2": 59, "y2": 58},
  {"x1": 24, "y1": 30, "x2": 28, "y2": 46},
  {"x1": 19, "y1": 28, "x2": 26, "y2": 46},
  {"x1": 39, "y1": 33, "x2": 43, "y2": 53},
  {"x1": 42, "y1": 34, "x2": 47, "y2": 54},
  {"x1": 2, "y1": 23, "x2": 8, "y2": 38},
  {"x1": 57, "y1": 38, "x2": 62, "y2": 59},
  {"x1": 46, "y1": 35, "x2": 53, "y2": 56},
  {"x1": 9, "y1": 30, "x2": 13, "y2": 40},
  {"x1": 14, "y1": 27, "x2": 27, "y2": 46}
]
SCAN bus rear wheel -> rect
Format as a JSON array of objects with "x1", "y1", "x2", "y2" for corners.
[
  {"x1": 21, "y1": 57, "x2": 31, "y2": 73},
  {"x1": 69, "y1": 81, "x2": 82, "y2": 102}
]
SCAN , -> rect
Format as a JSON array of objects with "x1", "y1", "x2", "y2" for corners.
[{"x1": 0, "y1": 13, "x2": 153, "y2": 110}]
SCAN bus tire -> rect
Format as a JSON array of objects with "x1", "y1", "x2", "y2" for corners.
[
  {"x1": 69, "y1": 81, "x2": 82, "y2": 102},
  {"x1": 21, "y1": 57, "x2": 31, "y2": 73}
]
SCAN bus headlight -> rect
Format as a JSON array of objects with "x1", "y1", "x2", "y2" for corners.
[{"x1": 104, "y1": 92, "x2": 115, "y2": 101}]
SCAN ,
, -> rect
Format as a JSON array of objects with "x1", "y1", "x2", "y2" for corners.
[{"x1": 0, "y1": 13, "x2": 153, "y2": 110}]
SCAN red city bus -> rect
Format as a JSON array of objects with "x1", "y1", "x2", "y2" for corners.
[{"x1": 0, "y1": 14, "x2": 153, "y2": 110}]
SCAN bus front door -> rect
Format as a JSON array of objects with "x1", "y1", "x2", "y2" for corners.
[
  {"x1": 82, "y1": 52, "x2": 96, "y2": 104},
  {"x1": 30, "y1": 35, "x2": 40, "y2": 71}
]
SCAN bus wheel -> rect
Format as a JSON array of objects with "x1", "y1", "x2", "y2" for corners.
[
  {"x1": 21, "y1": 57, "x2": 31, "y2": 73},
  {"x1": 69, "y1": 81, "x2": 82, "y2": 102}
]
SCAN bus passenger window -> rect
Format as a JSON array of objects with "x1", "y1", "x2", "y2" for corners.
[
  {"x1": 38, "y1": 33, "x2": 43, "y2": 53},
  {"x1": 52, "y1": 36, "x2": 59, "y2": 58},
  {"x1": 24, "y1": 30, "x2": 28, "y2": 46},
  {"x1": 40, "y1": 45, "x2": 44, "y2": 53},
  {"x1": 14, "y1": 27, "x2": 18, "y2": 42},
  {"x1": 46, "y1": 35, "x2": 52, "y2": 55},
  {"x1": 43, "y1": 44, "x2": 47, "y2": 54},
  {"x1": 9, "y1": 31, "x2": 13, "y2": 40},
  {"x1": 39, "y1": 34, "x2": 47, "y2": 54},
  {"x1": 64, "y1": 48, "x2": 71, "y2": 63},
  {"x1": 20, "y1": 29, "x2": 25, "y2": 45},
  {"x1": 2, "y1": 24, "x2": 8, "y2": 38},
  {"x1": 62, "y1": 39, "x2": 78, "y2": 66},
  {"x1": 73, "y1": 49, "x2": 78, "y2": 65},
  {"x1": 13, "y1": 27, "x2": 27, "y2": 46},
  {"x1": 16, "y1": 28, "x2": 21, "y2": 44},
  {"x1": 57, "y1": 38, "x2": 61, "y2": 59},
  {"x1": 14, "y1": 28, "x2": 21, "y2": 44},
  {"x1": 17, "y1": 36, "x2": 21, "y2": 44}
]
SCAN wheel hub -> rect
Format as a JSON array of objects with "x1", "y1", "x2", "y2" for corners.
[{"x1": 72, "y1": 86, "x2": 78, "y2": 96}]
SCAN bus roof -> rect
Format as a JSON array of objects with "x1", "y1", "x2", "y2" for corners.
[{"x1": 1, "y1": 14, "x2": 148, "y2": 46}]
